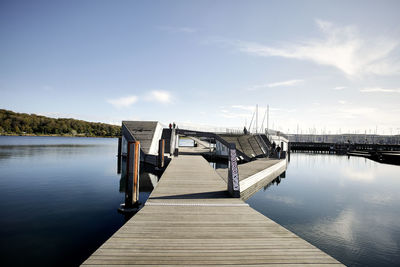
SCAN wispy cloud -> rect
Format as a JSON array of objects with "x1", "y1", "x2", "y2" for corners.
[
  {"x1": 158, "y1": 26, "x2": 197, "y2": 33},
  {"x1": 360, "y1": 87, "x2": 400, "y2": 93},
  {"x1": 267, "y1": 79, "x2": 303, "y2": 88},
  {"x1": 338, "y1": 100, "x2": 347, "y2": 105},
  {"x1": 227, "y1": 20, "x2": 400, "y2": 77},
  {"x1": 334, "y1": 86, "x2": 347, "y2": 90},
  {"x1": 247, "y1": 79, "x2": 303, "y2": 90},
  {"x1": 107, "y1": 95, "x2": 138, "y2": 109},
  {"x1": 147, "y1": 90, "x2": 173, "y2": 104}
]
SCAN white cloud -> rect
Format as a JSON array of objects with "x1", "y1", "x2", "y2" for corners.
[
  {"x1": 107, "y1": 95, "x2": 138, "y2": 109},
  {"x1": 147, "y1": 90, "x2": 172, "y2": 104},
  {"x1": 247, "y1": 79, "x2": 303, "y2": 90},
  {"x1": 360, "y1": 87, "x2": 400, "y2": 93},
  {"x1": 231, "y1": 20, "x2": 400, "y2": 77},
  {"x1": 334, "y1": 86, "x2": 347, "y2": 90},
  {"x1": 338, "y1": 100, "x2": 347, "y2": 104}
]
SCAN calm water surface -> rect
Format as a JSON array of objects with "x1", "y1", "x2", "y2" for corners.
[
  {"x1": 0, "y1": 136, "x2": 157, "y2": 266},
  {"x1": 247, "y1": 153, "x2": 400, "y2": 267}
]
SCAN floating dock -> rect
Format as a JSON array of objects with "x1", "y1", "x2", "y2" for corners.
[{"x1": 82, "y1": 155, "x2": 343, "y2": 266}]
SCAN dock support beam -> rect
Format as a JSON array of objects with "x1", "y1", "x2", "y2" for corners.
[
  {"x1": 158, "y1": 139, "x2": 165, "y2": 168},
  {"x1": 228, "y1": 143, "x2": 240, "y2": 198},
  {"x1": 119, "y1": 141, "x2": 140, "y2": 213}
]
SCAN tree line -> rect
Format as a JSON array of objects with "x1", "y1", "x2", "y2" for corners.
[{"x1": 0, "y1": 109, "x2": 121, "y2": 137}]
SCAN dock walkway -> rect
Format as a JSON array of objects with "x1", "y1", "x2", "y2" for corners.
[{"x1": 82, "y1": 155, "x2": 343, "y2": 266}]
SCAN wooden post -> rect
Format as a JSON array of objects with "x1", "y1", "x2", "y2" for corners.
[
  {"x1": 117, "y1": 137, "x2": 122, "y2": 174},
  {"x1": 125, "y1": 141, "x2": 140, "y2": 209},
  {"x1": 228, "y1": 143, "x2": 240, "y2": 198},
  {"x1": 158, "y1": 139, "x2": 165, "y2": 168}
]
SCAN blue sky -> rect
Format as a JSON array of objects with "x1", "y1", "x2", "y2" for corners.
[{"x1": 1, "y1": 0, "x2": 400, "y2": 134}]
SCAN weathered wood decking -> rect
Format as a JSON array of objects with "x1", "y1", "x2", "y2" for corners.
[{"x1": 82, "y1": 155, "x2": 343, "y2": 266}]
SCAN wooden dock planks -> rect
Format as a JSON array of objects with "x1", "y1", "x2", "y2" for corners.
[{"x1": 82, "y1": 155, "x2": 343, "y2": 266}]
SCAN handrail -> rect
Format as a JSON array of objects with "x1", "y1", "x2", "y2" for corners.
[
  {"x1": 176, "y1": 129, "x2": 252, "y2": 161},
  {"x1": 256, "y1": 134, "x2": 270, "y2": 156}
]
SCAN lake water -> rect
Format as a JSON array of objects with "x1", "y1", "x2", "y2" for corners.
[
  {"x1": 0, "y1": 136, "x2": 158, "y2": 266},
  {"x1": 1, "y1": 136, "x2": 399, "y2": 266},
  {"x1": 247, "y1": 153, "x2": 400, "y2": 267}
]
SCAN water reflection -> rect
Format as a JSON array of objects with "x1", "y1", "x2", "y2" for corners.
[
  {"x1": 118, "y1": 156, "x2": 161, "y2": 206},
  {"x1": 0, "y1": 136, "x2": 125, "y2": 267},
  {"x1": 246, "y1": 153, "x2": 400, "y2": 267},
  {"x1": 263, "y1": 171, "x2": 286, "y2": 191},
  {"x1": 0, "y1": 145, "x2": 101, "y2": 161}
]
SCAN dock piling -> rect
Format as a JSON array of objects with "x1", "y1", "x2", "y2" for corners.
[{"x1": 119, "y1": 141, "x2": 140, "y2": 213}]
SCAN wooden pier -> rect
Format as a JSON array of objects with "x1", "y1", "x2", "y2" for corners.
[{"x1": 82, "y1": 155, "x2": 343, "y2": 266}]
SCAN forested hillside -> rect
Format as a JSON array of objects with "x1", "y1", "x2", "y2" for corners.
[{"x1": 0, "y1": 109, "x2": 121, "y2": 137}]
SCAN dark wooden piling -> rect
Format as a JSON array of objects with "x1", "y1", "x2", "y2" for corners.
[{"x1": 125, "y1": 141, "x2": 140, "y2": 208}]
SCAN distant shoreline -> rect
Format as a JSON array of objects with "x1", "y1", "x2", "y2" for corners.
[{"x1": 1, "y1": 109, "x2": 121, "y2": 138}]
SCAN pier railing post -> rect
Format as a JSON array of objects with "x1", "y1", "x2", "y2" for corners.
[
  {"x1": 158, "y1": 139, "x2": 165, "y2": 168},
  {"x1": 228, "y1": 143, "x2": 240, "y2": 198},
  {"x1": 121, "y1": 141, "x2": 140, "y2": 212}
]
